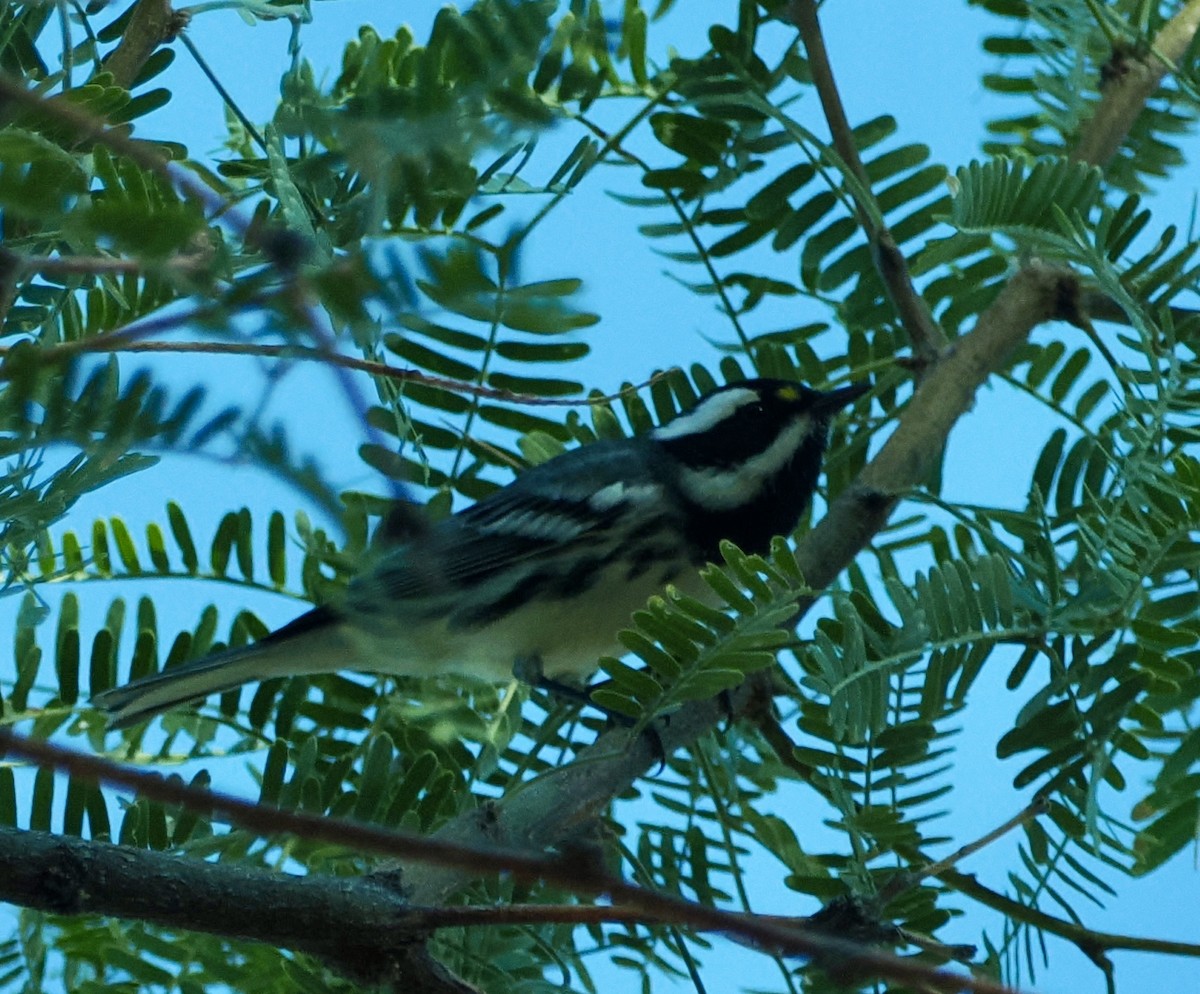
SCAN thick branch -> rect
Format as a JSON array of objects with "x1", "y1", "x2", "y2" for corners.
[
  {"x1": 0, "y1": 825, "x2": 423, "y2": 970},
  {"x1": 1073, "y1": 0, "x2": 1200, "y2": 167},
  {"x1": 0, "y1": 822, "x2": 886, "y2": 953},
  {"x1": 801, "y1": 261, "x2": 1080, "y2": 584},
  {"x1": 101, "y1": 0, "x2": 190, "y2": 90}
]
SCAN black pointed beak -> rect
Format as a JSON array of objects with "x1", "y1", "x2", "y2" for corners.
[{"x1": 812, "y1": 381, "x2": 870, "y2": 415}]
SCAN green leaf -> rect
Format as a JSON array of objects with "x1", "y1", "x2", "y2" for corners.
[
  {"x1": 494, "y1": 339, "x2": 589, "y2": 363},
  {"x1": 167, "y1": 502, "x2": 199, "y2": 573},
  {"x1": 486, "y1": 371, "x2": 581, "y2": 397},
  {"x1": 0, "y1": 128, "x2": 88, "y2": 220},
  {"x1": 354, "y1": 733, "x2": 396, "y2": 823},
  {"x1": 650, "y1": 112, "x2": 733, "y2": 165},
  {"x1": 110, "y1": 517, "x2": 141, "y2": 573},
  {"x1": 0, "y1": 768, "x2": 16, "y2": 826},
  {"x1": 210, "y1": 512, "x2": 238, "y2": 577}
]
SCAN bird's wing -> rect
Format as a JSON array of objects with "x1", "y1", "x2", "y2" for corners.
[{"x1": 352, "y1": 440, "x2": 673, "y2": 603}]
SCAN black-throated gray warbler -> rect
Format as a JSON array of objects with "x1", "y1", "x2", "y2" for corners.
[{"x1": 96, "y1": 378, "x2": 866, "y2": 728}]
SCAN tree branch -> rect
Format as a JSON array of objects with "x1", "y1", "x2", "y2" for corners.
[
  {"x1": 397, "y1": 677, "x2": 770, "y2": 903},
  {"x1": 783, "y1": 0, "x2": 948, "y2": 366},
  {"x1": 877, "y1": 800, "x2": 1047, "y2": 906},
  {"x1": 100, "y1": 0, "x2": 190, "y2": 91},
  {"x1": 4, "y1": 823, "x2": 899, "y2": 979},
  {"x1": 1072, "y1": 0, "x2": 1200, "y2": 168},
  {"x1": 0, "y1": 729, "x2": 1020, "y2": 994},
  {"x1": 800, "y1": 262, "x2": 1083, "y2": 579},
  {"x1": 0, "y1": 824, "x2": 422, "y2": 968}
]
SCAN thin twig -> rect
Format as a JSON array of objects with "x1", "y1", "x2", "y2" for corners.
[
  {"x1": 0, "y1": 246, "x2": 211, "y2": 279},
  {"x1": 572, "y1": 112, "x2": 754, "y2": 355},
  {"x1": 782, "y1": 0, "x2": 947, "y2": 366},
  {"x1": 177, "y1": 29, "x2": 266, "y2": 151},
  {"x1": 936, "y1": 866, "x2": 1200, "y2": 961},
  {"x1": 0, "y1": 335, "x2": 670, "y2": 408},
  {"x1": 877, "y1": 799, "x2": 1048, "y2": 906}
]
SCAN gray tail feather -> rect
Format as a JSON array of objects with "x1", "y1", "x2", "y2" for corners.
[{"x1": 93, "y1": 607, "x2": 352, "y2": 729}]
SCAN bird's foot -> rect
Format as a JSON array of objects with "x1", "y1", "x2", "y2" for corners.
[
  {"x1": 512, "y1": 654, "x2": 633, "y2": 728},
  {"x1": 511, "y1": 656, "x2": 669, "y2": 771}
]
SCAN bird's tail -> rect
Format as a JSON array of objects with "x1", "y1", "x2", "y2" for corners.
[{"x1": 94, "y1": 606, "x2": 353, "y2": 729}]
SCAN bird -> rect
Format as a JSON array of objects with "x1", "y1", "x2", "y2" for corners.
[{"x1": 94, "y1": 377, "x2": 867, "y2": 729}]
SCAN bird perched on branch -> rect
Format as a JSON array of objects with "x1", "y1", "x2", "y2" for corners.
[{"x1": 95, "y1": 377, "x2": 867, "y2": 728}]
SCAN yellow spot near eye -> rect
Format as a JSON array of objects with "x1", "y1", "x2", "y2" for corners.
[{"x1": 777, "y1": 385, "x2": 801, "y2": 402}]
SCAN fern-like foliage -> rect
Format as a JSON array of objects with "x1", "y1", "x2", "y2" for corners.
[
  {"x1": 1, "y1": 1, "x2": 1199, "y2": 993},
  {"x1": 973, "y1": 0, "x2": 1199, "y2": 193},
  {"x1": 595, "y1": 538, "x2": 809, "y2": 720}
]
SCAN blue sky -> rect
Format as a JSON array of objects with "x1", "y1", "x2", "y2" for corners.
[{"x1": 11, "y1": 1, "x2": 1200, "y2": 992}]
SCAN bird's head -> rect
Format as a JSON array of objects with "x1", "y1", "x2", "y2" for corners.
[{"x1": 651, "y1": 378, "x2": 868, "y2": 556}]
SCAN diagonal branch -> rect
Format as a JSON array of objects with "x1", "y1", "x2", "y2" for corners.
[
  {"x1": 783, "y1": 0, "x2": 948, "y2": 366},
  {"x1": 1072, "y1": 0, "x2": 1200, "y2": 167},
  {"x1": 0, "y1": 730, "x2": 1020, "y2": 994},
  {"x1": 936, "y1": 866, "x2": 1200, "y2": 964},
  {"x1": 100, "y1": 0, "x2": 191, "y2": 90}
]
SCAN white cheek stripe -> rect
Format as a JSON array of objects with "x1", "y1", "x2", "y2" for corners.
[
  {"x1": 652, "y1": 388, "x2": 760, "y2": 441},
  {"x1": 676, "y1": 417, "x2": 815, "y2": 510}
]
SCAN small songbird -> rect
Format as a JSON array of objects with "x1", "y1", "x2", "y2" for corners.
[{"x1": 95, "y1": 377, "x2": 867, "y2": 728}]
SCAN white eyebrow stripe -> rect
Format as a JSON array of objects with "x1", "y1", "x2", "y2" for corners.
[
  {"x1": 674, "y1": 417, "x2": 815, "y2": 510},
  {"x1": 652, "y1": 388, "x2": 761, "y2": 441}
]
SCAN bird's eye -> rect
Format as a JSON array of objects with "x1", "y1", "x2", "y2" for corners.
[{"x1": 746, "y1": 402, "x2": 767, "y2": 418}]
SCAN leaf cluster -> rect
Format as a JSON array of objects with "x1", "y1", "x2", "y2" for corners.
[
  {"x1": 1, "y1": 1, "x2": 1199, "y2": 993},
  {"x1": 974, "y1": 0, "x2": 1198, "y2": 193}
]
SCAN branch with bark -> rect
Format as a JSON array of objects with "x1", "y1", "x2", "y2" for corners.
[
  {"x1": 3, "y1": 1, "x2": 1200, "y2": 991},
  {"x1": 0, "y1": 729, "x2": 1018, "y2": 994},
  {"x1": 0, "y1": 257, "x2": 1077, "y2": 992}
]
